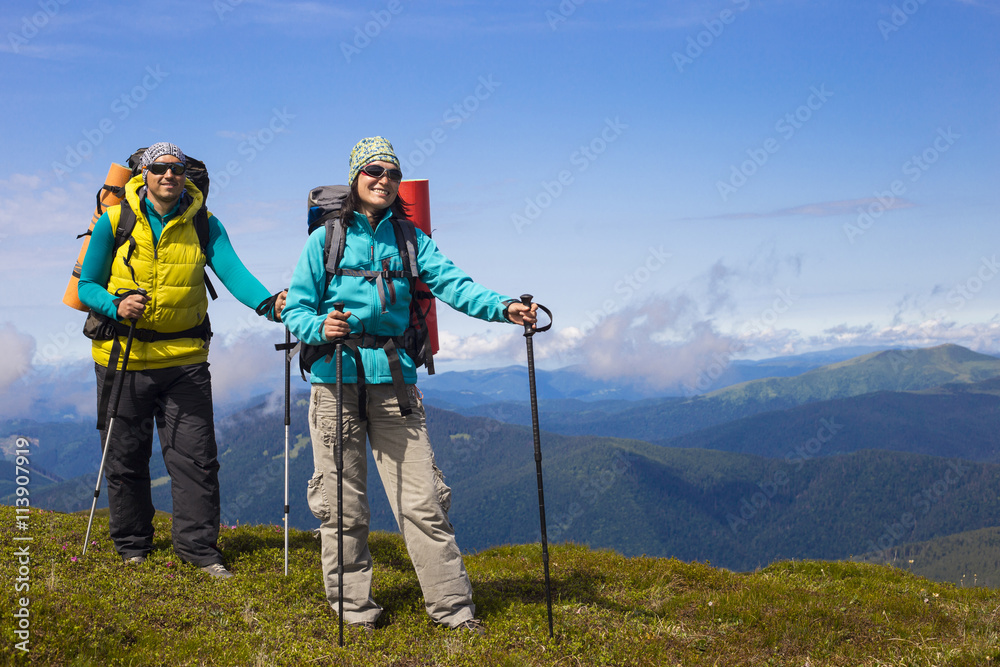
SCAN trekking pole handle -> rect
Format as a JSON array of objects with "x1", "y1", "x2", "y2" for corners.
[
  {"x1": 519, "y1": 294, "x2": 553, "y2": 336},
  {"x1": 334, "y1": 302, "x2": 345, "y2": 313},
  {"x1": 115, "y1": 287, "x2": 148, "y2": 322},
  {"x1": 128, "y1": 289, "x2": 147, "y2": 323}
]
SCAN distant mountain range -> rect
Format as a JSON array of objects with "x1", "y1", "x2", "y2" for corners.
[
  {"x1": 418, "y1": 345, "x2": 893, "y2": 408},
  {"x1": 453, "y1": 345, "x2": 1000, "y2": 442},
  {"x1": 4, "y1": 343, "x2": 1000, "y2": 580}
]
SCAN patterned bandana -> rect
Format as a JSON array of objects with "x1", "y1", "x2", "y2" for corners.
[
  {"x1": 348, "y1": 136, "x2": 400, "y2": 185},
  {"x1": 139, "y1": 142, "x2": 187, "y2": 180}
]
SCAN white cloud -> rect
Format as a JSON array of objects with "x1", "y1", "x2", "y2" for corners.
[
  {"x1": 435, "y1": 329, "x2": 522, "y2": 362},
  {"x1": 209, "y1": 329, "x2": 286, "y2": 407},
  {"x1": 806, "y1": 319, "x2": 1000, "y2": 355},
  {"x1": 0, "y1": 323, "x2": 35, "y2": 390},
  {"x1": 0, "y1": 172, "x2": 94, "y2": 238}
]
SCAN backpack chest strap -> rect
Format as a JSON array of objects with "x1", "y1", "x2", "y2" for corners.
[{"x1": 334, "y1": 262, "x2": 408, "y2": 313}]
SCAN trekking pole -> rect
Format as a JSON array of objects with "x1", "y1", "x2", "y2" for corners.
[
  {"x1": 83, "y1": 288, "x2": 146, "y2": 555},
  {"x1": 333, "y1": 301, "x2": 346, "y2": 648},
  {"x1": 519, "y1": 293, "x2": 555, "y2": 638},
  {"x1": 283, "y1": 327, "x2": 291, "y2": 576}
]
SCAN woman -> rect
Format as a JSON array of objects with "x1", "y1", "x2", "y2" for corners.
[{"x1": 282, "y1": 136, "x2": 537, "y2": 633}]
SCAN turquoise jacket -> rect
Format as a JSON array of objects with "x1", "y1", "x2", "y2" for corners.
[{"x1": 283, "y1": 210, "x2": 513, "y2": 385}]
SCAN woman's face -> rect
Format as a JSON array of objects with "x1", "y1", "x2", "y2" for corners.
[{"x1": 355, "y1": 161, "x2": 400, "y2": 218}]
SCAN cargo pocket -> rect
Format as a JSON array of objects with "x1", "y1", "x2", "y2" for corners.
[
  {"x1": 306, "y1": 471, "x2": 331, "y2": 522},
  {"x1": 432, "y1": 462, "x2": 453, "y2": 517}
]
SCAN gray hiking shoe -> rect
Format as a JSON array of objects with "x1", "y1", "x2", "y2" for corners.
[
  {"x1": 123, "y1": 555, "x2": 146, "y2": 565},
  {"x1": 200, "y1": 563, "x2": 234, "y2": 580},
  {"x1": 454, "y1": 618, "x2": 485, "y2": 636},
  {"x1": 349, "y1": 621, "x2": 376, "y2": 633}
]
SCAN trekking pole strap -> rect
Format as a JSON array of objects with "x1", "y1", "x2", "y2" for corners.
[{"x1": 519, "y1": 294, "x2": 553, "y2": 337}]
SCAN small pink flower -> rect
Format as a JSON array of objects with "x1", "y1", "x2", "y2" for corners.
[
  {"x1": 70, "y1": 556, "x2": 78, "y2": 563},
  {"x1": 62, "y1": 545, "x2": 67, "y2": 551}
]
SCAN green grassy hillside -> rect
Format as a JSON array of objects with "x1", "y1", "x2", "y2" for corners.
[{"x1": 2, "y1": 506, "x2": 999, "y2": 666}]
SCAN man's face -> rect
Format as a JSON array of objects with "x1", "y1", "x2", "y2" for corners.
[{"x1": 144, "y1": 155, "x2": 185, "y2": 207}]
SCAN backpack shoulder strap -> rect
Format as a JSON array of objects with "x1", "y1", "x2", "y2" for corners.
[
  {"x1": 113, "y1": 201, "x2": 138, "y2": 252},
  {"x1": 323, "y1": 215, "x2": 347, "y2": 276},
  {"x1": 194, "y1": 208, "x2": 217, "y2": 300},
  {"x1": 112, "y1": 202, "x2": 141, "y2": 287},
  {"x1": 390, "y1": 217, "x2": 419, "y2": 279}
]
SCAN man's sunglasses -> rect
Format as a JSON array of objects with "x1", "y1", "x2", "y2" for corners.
[
  {"x1": 147, "y1": 162, "x2": 186, "y2": 176},
  {"x1": 360, "y1": 164, "x2": 402, "y2": 182}
]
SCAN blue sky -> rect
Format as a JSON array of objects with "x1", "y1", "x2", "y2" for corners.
[{"x1": 1, "y1": 0, "x2": 999, "y2": 410}]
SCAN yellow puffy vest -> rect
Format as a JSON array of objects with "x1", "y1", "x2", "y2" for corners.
[{"x1": 92, "y1": 175, "x2": 211, "y2": 371}]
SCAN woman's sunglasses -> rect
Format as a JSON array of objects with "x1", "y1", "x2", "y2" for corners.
[
  {"x1": 360, "y1": 164, "x2": 403, "y2": 182},
  {"x1": 147, "y1": 162, "x2": 186, "y2": 176}
]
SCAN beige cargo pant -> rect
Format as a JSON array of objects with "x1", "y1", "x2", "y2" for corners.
[{"x1": 307, "y1": 382, "x2": 475, "y2": 627}]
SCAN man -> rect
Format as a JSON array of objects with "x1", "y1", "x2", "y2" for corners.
[{"x1": 78, "y1": 142, "x2": 285, "y2": 578}]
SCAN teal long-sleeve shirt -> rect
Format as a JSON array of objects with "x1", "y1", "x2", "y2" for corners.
[
  {"x1": 78, "y1": 196, "x2": 273, "y2": 320},
  {"x1": 282, "y1": 210, "x2": 514, "y2": 385}
]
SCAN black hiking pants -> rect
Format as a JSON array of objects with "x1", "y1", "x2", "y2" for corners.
[{"x1": 94, "y1": 361, "x2": 222, "y2": 567}]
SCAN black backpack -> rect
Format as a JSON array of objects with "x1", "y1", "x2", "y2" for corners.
[{"x1": 297, "y1": 185, "x2": 436, "y2": 416}]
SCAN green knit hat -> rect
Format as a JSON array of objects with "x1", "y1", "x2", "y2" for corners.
[{"x1": 348, "y1": 136, "x2": 401, "y2": 184}]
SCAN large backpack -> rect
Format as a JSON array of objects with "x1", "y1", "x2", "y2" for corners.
[{"x1": 297, "y1": 185, "x2": 436, "y2": 416}]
